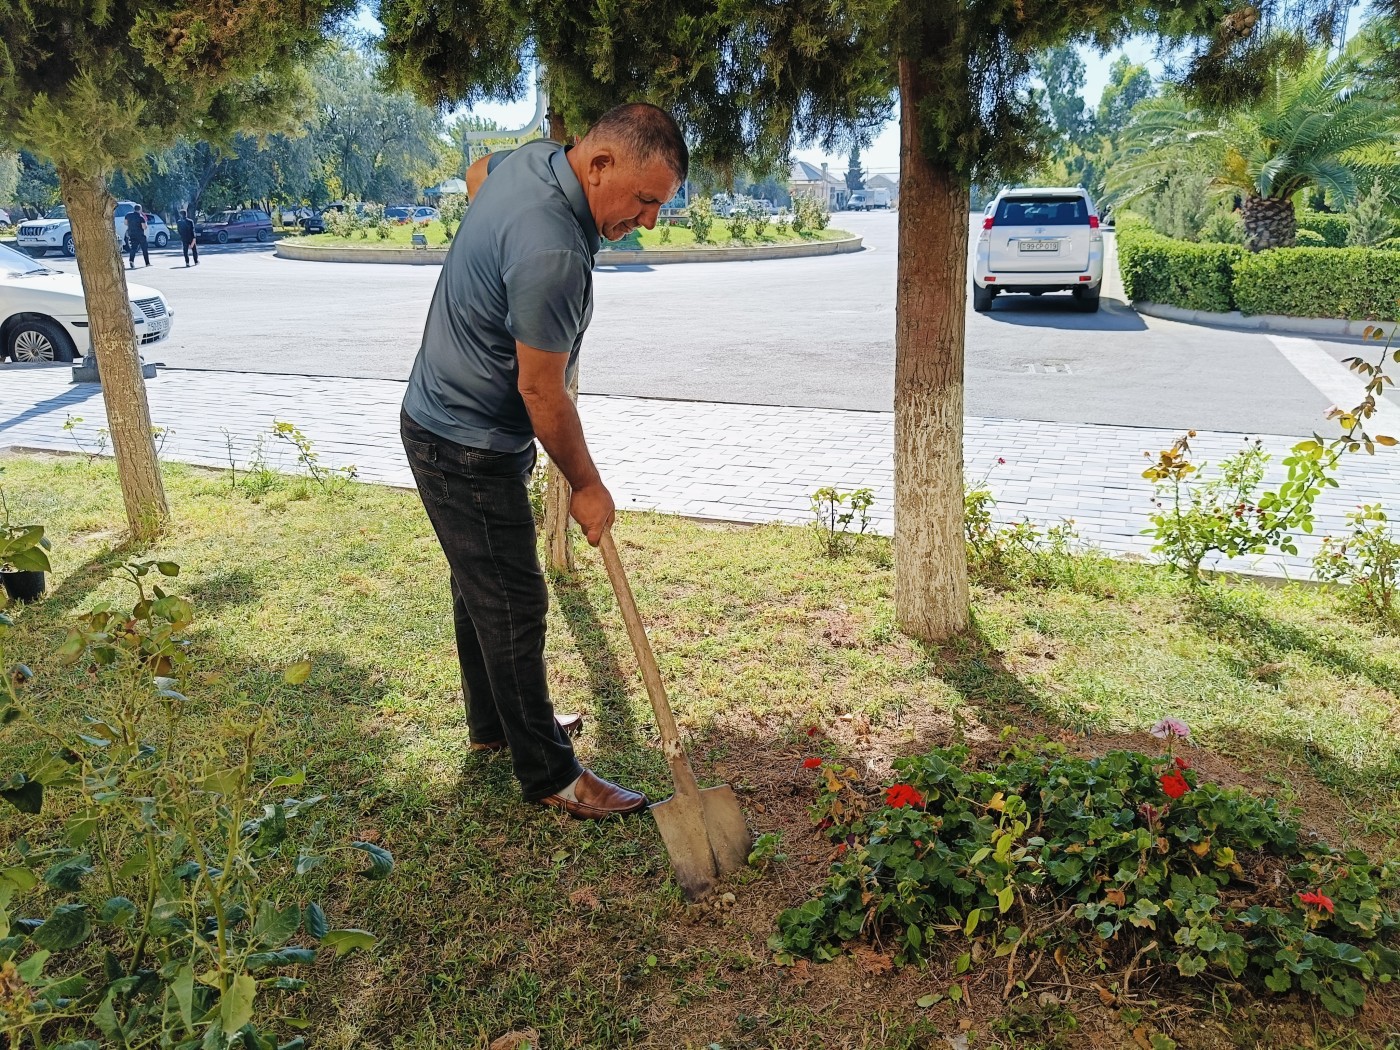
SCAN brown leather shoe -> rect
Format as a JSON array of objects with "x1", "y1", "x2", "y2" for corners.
[
  {"x1": 538, "y1": 769, "x2": 647, "y2": 819},
  {"x1": 470, "y1": 713, "x2": 584, "y2": 752}
]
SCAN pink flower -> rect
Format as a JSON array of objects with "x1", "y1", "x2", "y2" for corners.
[
  {"x1": 802, "y1": 757, "x2": 822, "y2": 769},
  {"x1": 1150, "y1": 718, "x2": 1191, "y2": 740},
  {"x1": 997, "y1": 457, "x2": 1006, "y2": 465}
]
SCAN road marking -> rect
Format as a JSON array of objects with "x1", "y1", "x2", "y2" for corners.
[{"x1": 1268, "y1": 334, "x2": 1400, "y2": 438}]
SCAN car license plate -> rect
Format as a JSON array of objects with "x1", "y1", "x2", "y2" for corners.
[
  {"x1": 1019, "y1": 239, "x2": 1059, "y2": 251},
  {"x1": 148, "y1": 318, "x2": 169, "y2": 336}
]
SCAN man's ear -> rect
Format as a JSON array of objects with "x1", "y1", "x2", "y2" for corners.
[{"x1": 587, "y1": 148, "x2": 616, "y2": 186}]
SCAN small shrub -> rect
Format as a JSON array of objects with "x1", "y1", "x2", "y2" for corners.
[
  {"x1": 1198, "y1": 210, "x2": 1245, "y2": 245},
  {"x1": 324, "y1": 209, "x2": 354, "y2": 238},
  {"x1": 751, "y1": 207, "x2": 771, "y2": 238},
  {"x1": 1295, "y1": 208, "x2": 1351, "y2": 248},
  {"x1": 270, "y1": 420, "x2": 358, "y2": 497},
  {"x1": 1294, "y1": 228, "x2": 1327, "y2": 247},
  {"x1": 728, "y1": 206, "x2": 751, "y2": 242},
  {"x1": 439, "y1": 193, "x2": 467, "y2": 241},
  {"x1": 1314, "y1": 504, "x2": 1400, "y2": 622},
  {"x1": 810, "y1": 486, "x2": 874, "y2": 558},
  {"x1": 1115, "y1": 219, "x2": 1244, "y2": 312},
  {"x1": 0, "y1": 565, "x2": 391, "y2": 1050},
  {"x1": 777, "y1": 736, "x2": 1400, "y2": 1019},
  {"x1": 658, "y1": 223, "x2": 672, "y2": 245},
  {"x1": 965, "y1": 465, "x2": 1078, "y2": 585},
  {"x1": 1142, "y1": 328, "x2": 1399, "y2": 578},
  {"x1": 687, "y1": 195, "x2": 714, "y2": 244},
  {"x1": 1233, "y1": 247, "x2": 1400, "y2": 320},
  {"x1": 790, "y1": 197, "x2": 811, "y2": 236}
]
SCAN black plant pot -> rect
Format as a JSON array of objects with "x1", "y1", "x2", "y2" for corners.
[{"x1": 1, "y1": 570, "x2": 46, "y2": 603}]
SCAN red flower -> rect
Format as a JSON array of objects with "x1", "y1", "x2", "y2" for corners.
[
  {"x1": 806, "y1": 726, "x2": 819, "y2": 737},
  {"x1": 1174, "y1": 756, "x2": 1191, "y2": 770},
  {"x1": 1159, "y1": 771, "x2": 1190, "y2": 799},
  {"x1": 802, "y1": 757, "x2": 822, "y2": 769},
  {"x1": 1299, "y1": 891, "x2": 1335, "y2": 914},
  {"x1": 997, "y1": 457, "x2": 1006, "y2": 465},
  {"x1": 885, "y1": 784, "x2": 925, "y2": 809}
]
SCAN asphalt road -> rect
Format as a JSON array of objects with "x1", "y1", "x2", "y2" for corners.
[{"x1": 8, "y1": 213, "x2": 1361, "y2": 436}]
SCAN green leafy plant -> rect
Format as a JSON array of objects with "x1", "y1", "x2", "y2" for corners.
[
  {"x1": 727, "y1": 205, "x2": 751, "y2": 242},
  {"x1": 438, "y1": 194, "x2": 467, "y2": 241},
  {"x1": 0, "y1": 561, "x2": 391, "y2": 1050},
  {"x1": 62, "y1": 415, "x2": 109, "y2": 462},
  {"x1": 0, "y1": 475, "x2": 50, "y2": 578},
  {"x1": 810, "y1": 486, "x2": 874, "y2": 558},
  {"x1": 750, "y1": 205, "x2": 771, "y2": 239},
  {"x1": 1314, "y1": 504, "x2": 1400, "y2": 623},
  {"x1": 776, "y1": 735, "x2": 1400, "y2": 1018},
  {"x1": 1143, "y1": 327, "x2": 1399, "y2": 579},
  {"x1": 270, "y1": 421, "x2": 358, "y2": 498},
  {"x1": 964, "y1": 462, "x2": 1078, "y2": 583},
  {"x1": 686, "y1": 195, "x2": 714, "y2": 244}
]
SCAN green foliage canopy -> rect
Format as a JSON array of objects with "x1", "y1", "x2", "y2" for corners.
[{"x1": 0, "y1": 0, "x2": 355, "y2": 176}]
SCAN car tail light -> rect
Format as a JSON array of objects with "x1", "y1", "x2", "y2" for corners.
[
  {"x1": 1089, "y1": 215, "x2": 1100, "y2": 229},
  {"x1": 985, "y1": 276, "x2": 997, "y2": 282},
  {"x1": 982, "y1": 216, "x2": 994, "y2": 230},
  {"x1": 1079, "y1": 275, "x2": 1092, "y2": 281}
]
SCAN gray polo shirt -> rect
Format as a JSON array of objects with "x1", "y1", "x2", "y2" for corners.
[{"x1": 402, "y1": 140, "x2": 600, "y2": 451}]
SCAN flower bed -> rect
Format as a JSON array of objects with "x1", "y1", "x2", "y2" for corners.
[{"x1": 779, "y1": 731, "x2": 1400, "y2": 1020}]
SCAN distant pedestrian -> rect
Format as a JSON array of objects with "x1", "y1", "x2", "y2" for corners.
[
  {"x1": 125, "y1": 207, "x2": 149, "y2": 268},
  {"x1": 177, "y1": 209, "x2": 199, "y2": 267}
]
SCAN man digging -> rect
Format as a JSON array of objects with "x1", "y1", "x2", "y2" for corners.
[{"x1": 401, "y1": 103, "x2": 686, "y2": 819}]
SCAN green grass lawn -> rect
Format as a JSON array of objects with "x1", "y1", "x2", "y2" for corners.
[
  {"x1": 2, "y1": 454, "x2": 1399, "y2": 1049},
  {"x1": 288, "y1": 219, "x2": 852, "y2": 252}
]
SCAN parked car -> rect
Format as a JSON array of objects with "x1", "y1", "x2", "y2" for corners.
[
  {"x1": 410, "y1": 206, "x2": 439, "y2": 223},
  {"x1": 197, "y1": 208, "x2": 274, "y2": 244},
  {"x1": 972, "y1": 186, "x2": 1105, "y2": 314},
  {"x1": 0, "y1": 241, "x2": 173, "y2": 362},
  {"x1": 17, "y1": 202, "x2": 171, "y2": 258},
  {"x1": 385, "y1": 206, "x2": 414, "y2": 224},
  {"x1": 297, "y1": 212, "x2": 327, "y2": 234}
]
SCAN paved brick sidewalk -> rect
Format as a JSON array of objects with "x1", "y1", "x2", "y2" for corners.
[{"x1": 3, "y1": 365, "x2": 1399, "y2": 577}]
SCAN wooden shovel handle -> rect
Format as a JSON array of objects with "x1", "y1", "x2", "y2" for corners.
[{"x1": 598, "y1": 529, "x2": 700, "y2": 797}]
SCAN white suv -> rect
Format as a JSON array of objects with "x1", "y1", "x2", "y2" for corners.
[
  {"x1": 16, "y1": 202, "x2": 172, "y2": 258},
  {"x1": 972, "y1": 187, "x2": 1104, "y2": 313}
]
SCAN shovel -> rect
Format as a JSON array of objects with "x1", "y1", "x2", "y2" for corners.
[{"x1": 598, "y1": 529, "x2": 751, "y2": 900}]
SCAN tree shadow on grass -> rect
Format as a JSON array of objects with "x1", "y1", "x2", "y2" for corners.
[
  {"x1": 1186, "y1": 585, "x2": 1400, "y2": 697},
  {"x1": 183, "y1": 567, "x2": 262, "y2": 614}
]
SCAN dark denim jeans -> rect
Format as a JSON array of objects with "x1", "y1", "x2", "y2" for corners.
[{"x1": 400, "y1": 410, "x2": 582, "y2": 800}]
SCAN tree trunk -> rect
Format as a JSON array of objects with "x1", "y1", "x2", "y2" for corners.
[
  {"x1": 59, "y1": 167, "x2": 169, "y2": 539},
  {"x1": 893, "y1": 57, "x2": 971, "y2": 642},
  {"x1": 542, "y1": 102, "x2": 576, "y2": 571},
  {"x1": 1241, "y1": 195, "x2": 1297, "y2": 251}
]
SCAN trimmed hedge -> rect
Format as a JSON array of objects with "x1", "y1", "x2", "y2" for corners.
[
  {"x1": 1295, "y1": 229, "x2": 1327, "y2": 247},
  {"x1": 1295, "y1": 208, "x2": 1351, "y2": 248},
  {"x1": 1116, "y1": 219, "x2": 1245, "y2": 312},
  {"x1": 1233, "y1": 247, "x2": 1400, "y2": 320}
]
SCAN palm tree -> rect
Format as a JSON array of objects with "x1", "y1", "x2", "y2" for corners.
[{"x1": 1107, "y1": 30, "x2": 1400, "y2": 251}]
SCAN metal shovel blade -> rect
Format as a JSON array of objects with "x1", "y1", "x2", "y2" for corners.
[{"x1": 650, "y1": 786, "x2": 751, "y2": 901}]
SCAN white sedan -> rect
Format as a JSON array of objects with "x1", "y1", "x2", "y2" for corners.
[{"x1": 0, "y1": 242, "x2": 174, "y2": 362}]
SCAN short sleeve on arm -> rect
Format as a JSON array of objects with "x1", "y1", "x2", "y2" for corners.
[{"x1": 503, "y1": 249, "x2": 590, "y2": 354}]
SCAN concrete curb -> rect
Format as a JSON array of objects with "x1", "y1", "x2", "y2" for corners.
[
  {"x1": 274, "y1": 235, "x2": 863, "y2": 266},
  {"x1": 1134, "y1": 300, "x2": 1396, "y2": 340}
]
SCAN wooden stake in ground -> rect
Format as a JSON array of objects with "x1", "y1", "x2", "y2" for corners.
[
  {"x1": 60, "y1": 167, "x2": 168, "y2": 540},
  {"x1": 544, "y1": 373, "x2": 578, "y2": 571},
  {"x1": 543, "y1": 100, "x2": 576, "y2": 571}
]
